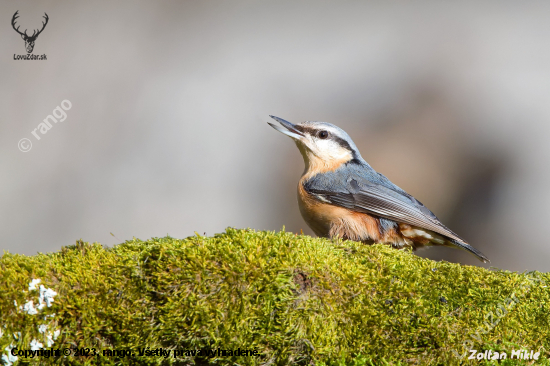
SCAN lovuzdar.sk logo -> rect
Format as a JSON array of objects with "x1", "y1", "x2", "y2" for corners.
[{"x1": 12, "y1": 10, "x2": 48, "y2": 60}]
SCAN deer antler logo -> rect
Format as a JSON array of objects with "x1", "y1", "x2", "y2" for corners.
[{"x1": 12, "y1": 11, "x2": 49, "y2": 54}]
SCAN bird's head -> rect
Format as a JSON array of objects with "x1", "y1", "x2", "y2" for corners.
[{"x1": 268, "y1": 115, "x2": 362, "y2": 173}]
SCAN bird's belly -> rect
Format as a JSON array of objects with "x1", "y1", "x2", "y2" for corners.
[{"x1": 297, "y1": 183, "x2": 382, "y2": 242}]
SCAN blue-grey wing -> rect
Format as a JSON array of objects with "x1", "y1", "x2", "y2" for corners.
[{"x1": 303, "y1": 167, "x2": 466, "y2": 243}]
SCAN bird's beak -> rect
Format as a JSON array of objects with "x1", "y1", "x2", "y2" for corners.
[{"x1": 268, "y1": 115, "x2": 305, "y2": 140}]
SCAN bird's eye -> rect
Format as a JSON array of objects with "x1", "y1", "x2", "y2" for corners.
[{"x1": 318, "y1": 130, "x2": 329, "y2": 139}]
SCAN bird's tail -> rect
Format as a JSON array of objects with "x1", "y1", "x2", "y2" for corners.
[{"x1": 447, "y1": 238, "x2": 490, "y2": 263}]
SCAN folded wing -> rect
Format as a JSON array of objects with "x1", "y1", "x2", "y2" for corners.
[{"x1": 303, "y1": 166, "x2": 489, "y2": 262}]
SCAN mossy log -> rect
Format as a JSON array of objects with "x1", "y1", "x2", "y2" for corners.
[{"x1": 1, "y1": 228, "x2": 549, "y2": 365}]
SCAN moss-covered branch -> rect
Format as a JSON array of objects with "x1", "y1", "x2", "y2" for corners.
[{"x1": 1, "y1": 229, "x2": 549, "y2": 365}]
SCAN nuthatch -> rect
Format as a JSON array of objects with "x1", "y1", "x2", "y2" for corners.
[{"x1": 268, "y1": 115, "x2": 489, "y2": 263}]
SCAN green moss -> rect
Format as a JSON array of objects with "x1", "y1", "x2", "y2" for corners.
[{"x1": 1, "y1": 228, "x2": 549, "y2": 365}]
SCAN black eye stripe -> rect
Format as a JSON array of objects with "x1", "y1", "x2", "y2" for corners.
[
  {"x1": 332, "y1": 136, "x2": 353, "y2": 152},
  {"x1": 293, "y1": 125, "x2": 312, "y2": 134},
  {"x1": 296, "y1": 125, "x2": 354, "y2": 153}
]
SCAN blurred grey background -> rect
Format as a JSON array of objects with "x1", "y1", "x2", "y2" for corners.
[{"x1": 2, "y1": 1, "x2": 549, "y2": 272}]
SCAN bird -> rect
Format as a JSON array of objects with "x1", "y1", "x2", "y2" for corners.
[{"x1": 267, "y1": 115, "x2": 489, "y2": 263}]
